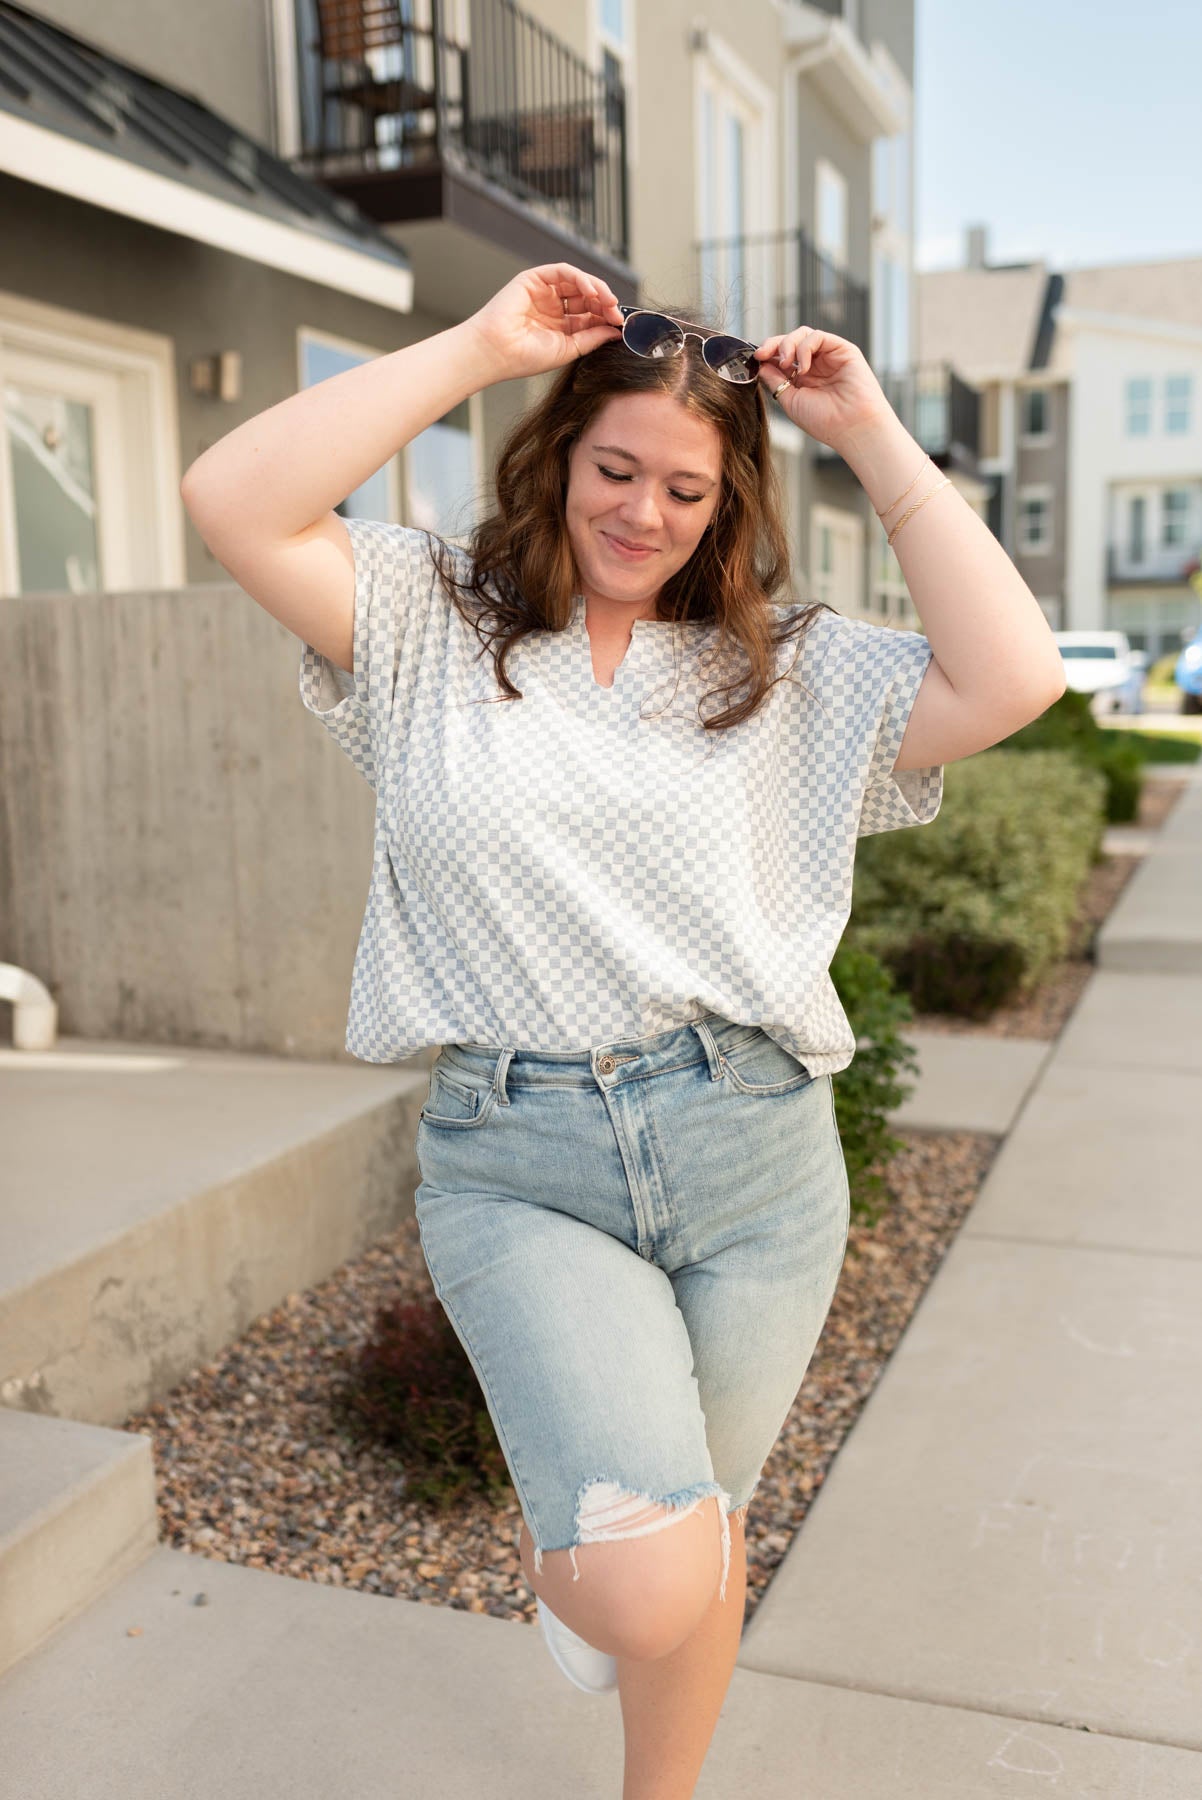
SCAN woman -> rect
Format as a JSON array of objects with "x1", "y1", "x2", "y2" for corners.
[{"x1": 181, "y1": 262, "x2": 1066, "y2": 1797}]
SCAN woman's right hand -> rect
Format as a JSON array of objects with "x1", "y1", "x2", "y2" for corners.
[{"x1": 461, "y1": 263, "x2": 624, "y2": 382}]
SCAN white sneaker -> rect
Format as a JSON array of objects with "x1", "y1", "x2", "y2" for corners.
[{"x1": 515, "y1": 1522, "x2": 618, "y2": 1695}]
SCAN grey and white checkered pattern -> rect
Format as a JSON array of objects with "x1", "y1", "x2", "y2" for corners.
[{"x1": 298, "y1": 517, "x2": 943, "y2": 1072}]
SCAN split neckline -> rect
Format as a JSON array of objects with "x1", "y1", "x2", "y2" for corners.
[{"x1": 566, "y1": 594, "x2": 712, "y2": 697}]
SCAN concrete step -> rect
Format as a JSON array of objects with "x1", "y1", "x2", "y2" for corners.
[
  {"x1": 3, "y1": 1537, "x2": 1200, "y2": 1798},
  {"x1": 0, "y1": 1406, "x2": 159, "y2": 1678},
  {"x1": 0, "y1": 1036, "x2": 428, "y2": 1427}
]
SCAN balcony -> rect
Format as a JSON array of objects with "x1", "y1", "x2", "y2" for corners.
[
  {"x1": 692, "y1": 225, "x2": 869, "y2": 355},
  {"x1": 288, "y1": 0, "x2": 636, "y2": 313},
  {"x1": 873, "y1": 365, "x2": 982, "y2": 473},
  {"x1": 782, "y1": 3, "x2": 906, "y2": 142},
  {"x1": 1106, "y1": 546, "x2": 1200, "y2": 588}
]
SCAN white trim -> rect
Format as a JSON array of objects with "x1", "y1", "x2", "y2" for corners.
[
  {"x1": 0, "y1": 110, "x2": 413, "y2": 314},
  {"x1": 0, "y1": 289, "x2": 185, "y2": 592},
  {"x1": 1055, "y1": 306, "x2": 1202, "y2": 349},
  {"x1": 696, "y1": 27, "x2": 776, "y2": 118}
]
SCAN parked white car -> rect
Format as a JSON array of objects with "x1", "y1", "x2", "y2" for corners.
[{"x1": 1054, "y1": 630, "x2": 1145, "y2": 715}]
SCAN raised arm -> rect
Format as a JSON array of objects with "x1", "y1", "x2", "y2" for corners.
[
  {"x1": 178, "y1": 260, "x2": 624, "y2": 672},
  {"x1": 749, "y1": 323, "x2": 1068, "y2": 774}
]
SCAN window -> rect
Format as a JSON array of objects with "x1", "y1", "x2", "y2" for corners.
[
  {"x1": 1128, "y1": 494, "x2": 1146, "y2": 563},
  {"x1": 403, "y1": 396, "x2": 479, "y2": 541},
  {"x1": 869, "y1": 521, "x2": 912, "y2": 624},
  {"x1": 301, "y1": 333, "x2": 394, "y2": 522},
  {"x1": 597, "y1": 0, "x2": 634, "y2": 157},
  {"x1": 869, "y1": 51, "x2": 912, "y2": 376},
  {"x1": 1021, "y1": 388, "x2": 1049, "y2": 439},
  {"x1": 810, "y1": 503, "x2": 865, "y2": 617},
  {"x1": 1166, "y1": 374, "x2": 1192, "y2": 434},
  {"x1": 815, "y1": 159, "x2": 848, "y2": 307},
  {"x1": 1017, "y1": 487, "x2": 1052, "y2": 553},
  {"x1": 696, "y1": 49, "x2": 769, "y2": 341},
  {"x1": 872, "y1": 119, "x2": 910, "y2": 239},
  {"x1": 1125, "y1": 377, "x2": 1152, "y2": 435},
  {"x1": 1162, "y1": 489, "x2": 1190, "y2": 548}
]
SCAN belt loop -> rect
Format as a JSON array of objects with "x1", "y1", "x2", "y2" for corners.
[
  {"x1": 493, "y1": 1047, "x2": 514, "y2": 1106},
  {"x1": 690, "y1": 1018, "x2": 725, "y2": 1081}
]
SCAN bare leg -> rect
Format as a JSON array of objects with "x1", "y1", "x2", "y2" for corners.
[{"x1": 616, "y1": 1507, "x2": 747, "y2": 1800}]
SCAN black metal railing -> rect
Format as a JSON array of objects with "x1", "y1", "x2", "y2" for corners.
[
  {"x1": 876, "y1": 364, "x2": 981, "y2": 463},
  {"x1": 692, "y1": 226, "x2": 869, "y2": 354},
  {"x1": 292, "y1": 0, "x2": 629, "y2": 259}
]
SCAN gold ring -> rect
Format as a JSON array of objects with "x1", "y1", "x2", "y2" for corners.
[{"x1": 772, "y1": 379, "x2": 791, "y2": 400}]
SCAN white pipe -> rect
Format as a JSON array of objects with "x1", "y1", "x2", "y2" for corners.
[{"x1": 0, "y1": 962, "x2": 59, "y2": 1051}]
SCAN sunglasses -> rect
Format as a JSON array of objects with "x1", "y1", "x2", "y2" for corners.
[{"x1": 616, "y1": 305, "x2": 762, "y2": 386}]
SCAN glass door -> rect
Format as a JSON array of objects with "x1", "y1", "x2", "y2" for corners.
[{"x1": 1, "y1": 348, "x2": 129, "y2": 596}]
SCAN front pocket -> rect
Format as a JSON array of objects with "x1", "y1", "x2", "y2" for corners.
[
  {"x1": 419, "y1": 1066, "x2": 499, "y2": 1130},
  {"x1": 721, "y1": 1031, "x2": 815, "y2": 1096}
]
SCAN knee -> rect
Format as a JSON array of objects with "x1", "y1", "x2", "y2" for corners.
[{"x1": 541, "y1": 1491, "x2": 727, "y2": 1662}]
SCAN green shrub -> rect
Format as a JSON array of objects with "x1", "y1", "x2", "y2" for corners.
[
  {"x1": 845, "y1": 748, "x2": 1107, "y2": 1017},
  {"x1": 829, "y1": 943, "x2": 923, "y2": 1227},
  {"x1": 1002, "y1": 687, "x2": 1148, "y2": 820},
  {"x1": 334, "y1": 1296, "x2": 511, "y2": 1512},
  {"x1": 1106, "y1": 725, "x2": 1200, "y2": 766}
]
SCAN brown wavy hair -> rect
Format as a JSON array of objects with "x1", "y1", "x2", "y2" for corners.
[{"x1": 425, "y1": 295, "x2": 834, "y2": 731}]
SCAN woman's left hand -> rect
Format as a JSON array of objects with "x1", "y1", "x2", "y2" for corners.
[{"x1": 753, "y1": 325, "x2": 894, "y2": 452}]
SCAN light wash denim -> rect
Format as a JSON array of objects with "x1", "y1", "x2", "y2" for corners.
[{"x1": 412, "y1": 1010, "x2": 851, "y2": 1606}]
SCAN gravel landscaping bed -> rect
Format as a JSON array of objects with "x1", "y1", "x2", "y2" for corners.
[
  {"x1": 120, "y1": 769, "x2": 1184, "y2": 1634},
  {"x1": 122, "y1": 1127, "x2": 998, "y2": 1633}
]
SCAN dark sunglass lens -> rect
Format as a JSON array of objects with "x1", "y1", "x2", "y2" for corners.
[
  {"x1": 704, "y1": 335, "x2": 760, "y2": 383},
  {"x1": 622, "y1": 311, "x2": 686, "y2": 361}
]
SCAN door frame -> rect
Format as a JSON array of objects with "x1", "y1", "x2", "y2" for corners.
[{"x1": 0, "y1": 290, "x2": 183, "y2": 596}]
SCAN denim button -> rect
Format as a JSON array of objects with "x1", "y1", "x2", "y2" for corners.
[{"x1": 597, "y1": 1054, "x2": 617, "y2": 1074}]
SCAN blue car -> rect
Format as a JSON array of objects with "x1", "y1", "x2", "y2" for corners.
[{"x1": 1176, "y1": 627, "x2": 1202, "y2": 714}]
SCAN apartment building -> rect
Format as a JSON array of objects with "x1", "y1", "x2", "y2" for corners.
[
  {"x1": 919, "y1": 228, "x2": 1202, "y2": 661},
  {"x1": 0, "y1": 0, "x2": 983, "y2": 619},
  {"x1": 0, "y1": 0, "x2": 636, "y2": 598},
  {"x1": 1056, "y1": 257, "x2": 1202, "y2": 662},
  {"x1": 1, "y1": 0, "x2": 972, "y2": 1055}
]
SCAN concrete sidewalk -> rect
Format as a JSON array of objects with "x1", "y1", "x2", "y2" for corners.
[
  {"x1": 2, "y1": 762, "x2": 1199, "y2": 1796},
  {"x1": 738, "y1": 756, "x2": 1202, "y2": 1784}
]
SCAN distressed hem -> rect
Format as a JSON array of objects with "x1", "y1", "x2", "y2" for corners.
[{"x1": 529, "y1": 1474, "x2": 739, "y2": 1604}]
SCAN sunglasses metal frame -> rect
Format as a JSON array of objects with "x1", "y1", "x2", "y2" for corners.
[{"x1": 616, "y1": 305, "x2": 761, "y2": 384}]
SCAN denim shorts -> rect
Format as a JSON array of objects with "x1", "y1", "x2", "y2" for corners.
[{"x1": 412, "y1": 1010, "x2": 851, "y2": 1607}]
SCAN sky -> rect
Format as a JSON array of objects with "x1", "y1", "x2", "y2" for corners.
[{"x1": 913, "y1": 0, "x2": 1202, "y2": 274}]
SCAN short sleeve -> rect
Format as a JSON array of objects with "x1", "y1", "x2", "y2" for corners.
[
  {"x1": 820, "y1": 614, "x2": 945, "y2": 838},
  {"x1": 297, "y1": 517, "x2": 441, "y2": 790}
]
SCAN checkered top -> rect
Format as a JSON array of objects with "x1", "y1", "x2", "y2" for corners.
[{"x1": 298, "y1": 518, "x2": 943, "y2": 1072}]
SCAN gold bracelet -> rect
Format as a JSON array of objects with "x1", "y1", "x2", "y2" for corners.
[
  {"x1": 875, "y1": 455, "x2": 933, "y2": 520},
  {"x1": 886, "y1": 476, "x2": 951, "y2": 548}
]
